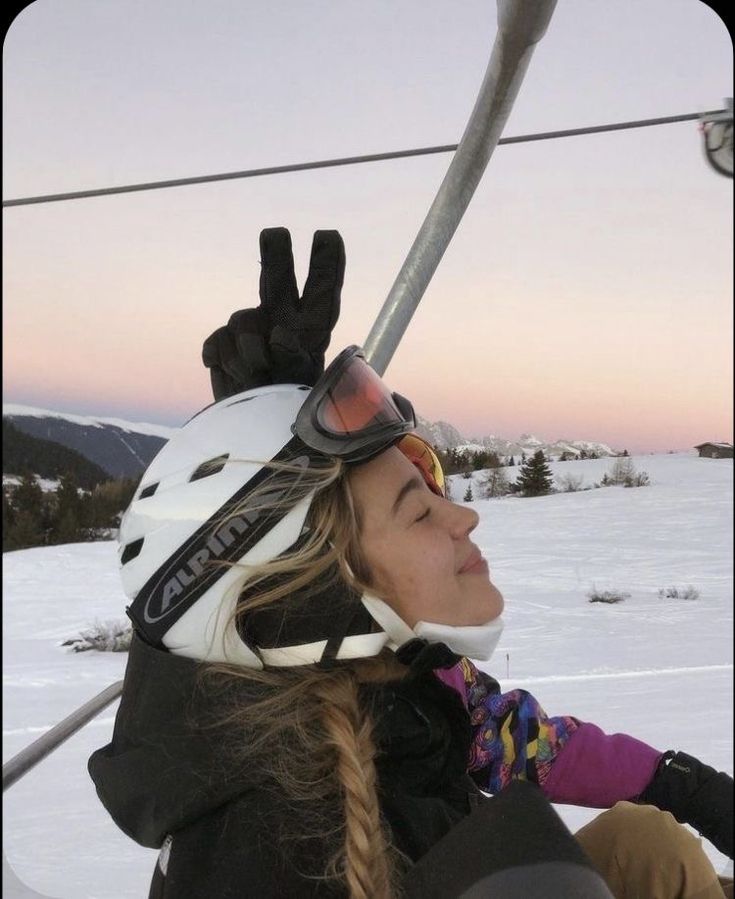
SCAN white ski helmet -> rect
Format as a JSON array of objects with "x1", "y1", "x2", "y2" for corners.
[
  {"x1": 120, "y1": 350, "x2": 504, "y2": 668},
  {"x1": 121, "y1": 383, "x2": 384, "y2": 668}
]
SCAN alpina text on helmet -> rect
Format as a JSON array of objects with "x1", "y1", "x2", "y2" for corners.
[{"x1": 139, "y1": 458, "x2": 311, "y2": 626}]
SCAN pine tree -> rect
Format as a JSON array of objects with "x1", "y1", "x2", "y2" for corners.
[
  {"x1": 516, "y1": 450, "x2": 554, "y2": 497},
  {"x1": 6, "y1": 473, "x2": 47, "y2": 548},
  {"x1": 13, "y1": 472, "x2": 44, "y2": 519},
  {"x1": 2, "y1": 490, "x2": 16, "y2": 551},
  {"x1": 470, "y1": 450, "x2": 488, "y2": 471},
  {"x1": 508, "y1": 456, "x2": 515, "y2": 467},
  {"x1": 7, "y1": 509, "x2": 45, "y2": 550},
  {"x1": 54, "y1": 509, "x2": 82, "y2": 544},
  {"x1": 463, "y1": 483, "x2": 473, "y2": 502},
  {"x1": 50, "y1": 473, "x2": 85, "y2": 544}
]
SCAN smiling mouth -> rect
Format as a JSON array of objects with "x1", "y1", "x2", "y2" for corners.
[{"x1": 459, "y1": 549, "x2": 488, "y2": 575}]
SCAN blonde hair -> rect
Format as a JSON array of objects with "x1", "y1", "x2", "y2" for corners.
[{"x1": 200, "y1": 459, "x2": 407, "y2": 898}]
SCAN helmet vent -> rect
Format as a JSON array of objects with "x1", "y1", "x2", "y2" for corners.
[
  {"x1": 121, "y1": 538, "x2": 144, "y2": 565},
  {"x1": 138, "y1": 482, "x2": 159, "y2": 499},
  {"x1": 189, "y1": 454, "x2": 230, "y2": 482}
]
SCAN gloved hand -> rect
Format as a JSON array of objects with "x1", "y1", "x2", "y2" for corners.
[
  {"x1": 202, "y1": 227, "x2": 345, "y2": 400},
  {"x1": 637, "y1": 750, "x2": 733, "y2": 859}
]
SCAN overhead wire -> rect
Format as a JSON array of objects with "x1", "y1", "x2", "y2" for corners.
[{"x1": 2, "y1": 109, "x2": 729, "y2": 209}]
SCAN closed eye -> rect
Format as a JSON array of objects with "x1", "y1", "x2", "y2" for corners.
[{"x1": 414, "y1": 509, "x2": 430, "y2": 523}]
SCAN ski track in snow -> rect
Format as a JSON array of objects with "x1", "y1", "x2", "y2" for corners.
[
  {"x1": 2, "y1": 453, "x2": 732, "y2": 898},
  {"x1": 511, "y1": 663, "x2": 734, "y2": 685},
  {"x1": 114, "y1": 433, "x2": 146, "y2": 468}
]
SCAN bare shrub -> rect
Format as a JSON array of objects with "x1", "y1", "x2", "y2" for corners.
[
  {"x1": 587, "y1": 588, "x2": 630, "y2": 604},
  {"x1": 658, "y1": 585, "x2": 700, "y2": 601},
  {"x1": 481, "y1": 467, "x2": 512, "y2": 498},
  {"x1": 62, "y1": 619, "x2": 132, "y2": 652},
  {"x1": 605, "y1": 458, "x2": 650, "y2": 488},
  {"x1": 557, "y1": 473, "x2": 584, "y2": 493}
]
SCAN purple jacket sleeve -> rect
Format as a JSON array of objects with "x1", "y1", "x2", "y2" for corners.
[
  {"x1": 435, "y1": 660, "x2": 663, "y2": 807},
  {"x1": 541, "y1": 722, "x2": 663, "y2": 807}
]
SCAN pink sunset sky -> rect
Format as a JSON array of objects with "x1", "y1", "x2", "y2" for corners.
[{"x1": 3, "y1": 0, "x2": 733, "y2": 454}]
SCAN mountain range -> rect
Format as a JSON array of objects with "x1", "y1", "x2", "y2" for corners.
[
  {"x1": 3, "y1": 403, "x2": 617, "y2": 481},
  {"x1": 3, "y1": 405, "x2": 173, "y2": 479},
  {"x1": 415, "y1": 416, "x2": 617, "y2": 458}
]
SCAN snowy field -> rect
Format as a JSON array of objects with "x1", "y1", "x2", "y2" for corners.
[{"x1": 3, "y1": 452, "x2": 733, "y2": 897}]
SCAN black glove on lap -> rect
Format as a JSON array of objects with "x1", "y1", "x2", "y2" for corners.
[
  {"x1": 638, "y1": 750, "x2": 733, "y2": 859},
  {"x1": 202, "y1": 228, "x2": 345, "y2": 400}
]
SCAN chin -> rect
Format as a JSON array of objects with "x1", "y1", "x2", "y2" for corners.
[{"x1": 485, "y1": 586, "x2": 504, "y2": 620}]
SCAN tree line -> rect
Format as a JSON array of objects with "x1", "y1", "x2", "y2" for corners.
[
  {"x1": 459, "y1": 450, "x2": 647, "y2": 501},
  {"x1": 436, "y1": 445, "x2": 611, "y2": 477},
  {"x1": 3, "y1": 419, "x2": 110, "y2": 488},
  {"x1": 459, "y1": 449, "x2": 555, "y2": 500},
  {"x1": 3, "y1": 473, "x2": 139, "y2": 552},
  {"x1": 435, "y1": 447, "x2": 516, "y2": 475}
]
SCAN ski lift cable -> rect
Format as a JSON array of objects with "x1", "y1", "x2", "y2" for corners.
[{"x1": 2, "y1": 109, "x2": 728, "y2": 210}]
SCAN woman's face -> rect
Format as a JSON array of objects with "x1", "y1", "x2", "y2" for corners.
[{"x1": 349, "y1": 446, "x2": 504, "y2": 628}]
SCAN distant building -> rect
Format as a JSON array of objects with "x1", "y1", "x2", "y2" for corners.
[{"x1": 694, "y1": 442, "x2": 734, "y2": 459}]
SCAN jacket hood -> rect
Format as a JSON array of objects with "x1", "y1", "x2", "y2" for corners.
[
  {"x1": 89, "y1": 634, "x2": 472, "y2": 851},
  {"x1": 88, "y1": 634, "x2": 269, "y2": 848}
]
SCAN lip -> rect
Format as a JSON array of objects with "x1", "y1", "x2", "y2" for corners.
[{"x1": 458, "y1": 548, "x2": 488, "y2": 575}]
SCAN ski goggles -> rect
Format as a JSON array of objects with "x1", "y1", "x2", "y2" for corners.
[
  {"x1": 293, "y1": 345, "x2": 417, "y2": 463},
  {"x1": 292, "y1": 344, "x2": 446, "y2": 495}
]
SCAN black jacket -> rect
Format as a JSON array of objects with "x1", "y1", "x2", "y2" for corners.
[
  {"x1": 89, "y1": 636, "x2": 613, "y2": 898},
  {"x1": 89, "y1": 635, "x2": 483, "y2": 897}
]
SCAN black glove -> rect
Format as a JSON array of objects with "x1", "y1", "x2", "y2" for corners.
[
  {"x1": 637, "y1": 750, "x2": 733, "y2": 859},
  {"x1": 202, "y1": 227, "x2": 345, "y2": 400}
]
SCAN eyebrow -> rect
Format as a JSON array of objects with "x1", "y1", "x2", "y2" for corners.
[{"x1": 391, "y1": 475, "x2": 424, "y2": 516}]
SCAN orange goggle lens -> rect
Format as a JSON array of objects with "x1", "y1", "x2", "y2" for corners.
[
  {"x1": 397, "y1": 434, "x2": 446, "y2": 498},
  {"x1": 317, "y1": 356, "x2": 406, "y2": 435}
]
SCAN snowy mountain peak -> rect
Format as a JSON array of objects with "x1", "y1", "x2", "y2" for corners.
[
  {"x1": 3, "y1": 403, "x2": 177, "y2": 440},
  {"x1": 518, "y1": 434, "x2": 544, "y2": 446},
  {"x1": 415, "y1": 417, "x2": 617, "y2": 459},
  {"x1": 415, "y1": 416, "x2": 465, "y2": 450}
]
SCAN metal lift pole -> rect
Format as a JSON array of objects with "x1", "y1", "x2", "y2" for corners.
[{"x1": 363, "y1": 0, "x2": 557, "y2": 376}]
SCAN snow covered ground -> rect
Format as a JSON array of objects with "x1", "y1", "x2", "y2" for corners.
[{"x1": 3, "y1": 452, "x2": 733, "y2": 897}]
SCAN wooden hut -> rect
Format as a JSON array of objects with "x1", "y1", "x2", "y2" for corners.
[{"x1": 694, "y1": 442, "x2": 734, "y2": 459}]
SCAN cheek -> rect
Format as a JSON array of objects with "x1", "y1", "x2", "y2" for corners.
[{"x1": 365, "y1": 532, "x2": 450, "y2": 600}]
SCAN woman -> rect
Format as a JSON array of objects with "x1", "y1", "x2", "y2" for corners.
[{"x1": 90, "y1": 231, "x2": 732, "y2": 898}]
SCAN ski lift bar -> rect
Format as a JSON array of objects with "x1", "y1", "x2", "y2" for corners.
[
  {"x1": 363, "y1": 0, "x2": 558, "y2": 375},
  {"x1": 2, "y1": 679, "x2": 123, "y2": 793},
  {"x1": 3, "y1": 682, "x2": 124, "y2": 896}
]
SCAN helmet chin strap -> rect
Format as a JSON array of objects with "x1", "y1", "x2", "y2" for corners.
[{"x1": 361, "y1": 595, "x2": 504, "y2": 663}]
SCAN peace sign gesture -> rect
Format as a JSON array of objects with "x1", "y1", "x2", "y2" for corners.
[{"x1": 202, "y1": 227, "x2": 345, "y2": 400}]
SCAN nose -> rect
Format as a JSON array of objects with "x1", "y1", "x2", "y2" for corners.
[{"x1": 444, "y1": 498, "x2": 479, "y2": 540}]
